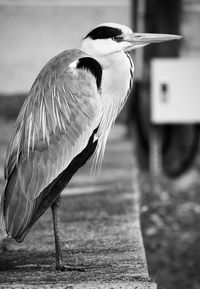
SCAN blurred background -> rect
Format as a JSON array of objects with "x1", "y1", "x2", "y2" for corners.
[{"x1": 0, "y1": 0, "x2": 200, "y2": 288}]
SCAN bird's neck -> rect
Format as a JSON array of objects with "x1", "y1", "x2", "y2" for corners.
[
  {"x1": 79, "y1": 47, "x2": 133, "y2": 116},
  {"x1": 94, "y1": 51, "x2": 134, "y2": 165},
  {"x1": 79, "y1": 49, "x2": 134, "y2": 173},
  {"x1": 98, "y1": 51, "x2": 134, "y2": 115}
]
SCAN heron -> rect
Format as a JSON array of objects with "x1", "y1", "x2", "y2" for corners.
[{"x1": 0, "y1": 23, "x2": 182, "y2": 271}]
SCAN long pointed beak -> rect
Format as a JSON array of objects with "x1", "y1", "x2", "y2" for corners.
[{"x1": 124, "y1": 32, "x2": 183, "y2": 45}]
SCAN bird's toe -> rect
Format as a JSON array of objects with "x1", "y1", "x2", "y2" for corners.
[{"x1": 56, "y1": 265, "x2": 86, "y2": 272}]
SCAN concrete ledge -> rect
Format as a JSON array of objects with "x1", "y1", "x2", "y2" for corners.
[
  {"x1": 1, "y1": 282, "x2": 157, "y2": 289},
  {"x1": 0, "y1": 125, "x2": 156, "y2": 288}
]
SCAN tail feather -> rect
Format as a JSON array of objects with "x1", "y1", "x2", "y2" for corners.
[
  {"x1": 3, "y1": 170, "x2": 32, "y2": 239},
  {"x1": 0, "y1": 185, "x2": 8, "y2": 237}
]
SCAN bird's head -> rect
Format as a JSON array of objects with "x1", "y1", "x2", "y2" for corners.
[{"x1": 80, "y1": 23, "x2": 182, "y2": 56}]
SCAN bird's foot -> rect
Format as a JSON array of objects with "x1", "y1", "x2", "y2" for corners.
[
  {"x1": 56, "y1": 264, "x2": 66, "y2": 271},
  {"x1": 56, "y1": 264, "x2": 86, "y2": 272}
]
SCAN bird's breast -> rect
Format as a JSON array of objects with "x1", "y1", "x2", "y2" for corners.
[{"x1": 101, "y1": 51, "x2": 134, "y2": 107}]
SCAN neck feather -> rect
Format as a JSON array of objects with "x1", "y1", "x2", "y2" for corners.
[{"x1": 90, "y1": 51, "x2": 134, "y2": 173}]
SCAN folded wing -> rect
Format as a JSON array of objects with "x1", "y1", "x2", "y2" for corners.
[{"x1": 0, "y1": 49, "x2": 102, "y2": 240}]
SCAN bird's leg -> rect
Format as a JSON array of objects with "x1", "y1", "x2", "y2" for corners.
[
  {"x1": 51, "y1": 195, "x2": 65, "y2": 271},
  {"x1": 51, "y1": 195, "x2": 85, "y2": 272}
]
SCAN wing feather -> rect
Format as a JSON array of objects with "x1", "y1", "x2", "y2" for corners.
[
  {"x1": 16, "y1": 129, "x2": 98, "y2": 242},
  {"x1": 1, "y1": 49, "x2": 102, "y2": 238}
]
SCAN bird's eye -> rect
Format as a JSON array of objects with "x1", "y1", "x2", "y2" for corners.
[{"x1": 112, "y1": 35, "x2": 124, "y2": 42}]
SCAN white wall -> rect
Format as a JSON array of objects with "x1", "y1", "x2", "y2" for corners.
[{"x1": 0, "y1": 0, "x2": 132, "y2": 94}]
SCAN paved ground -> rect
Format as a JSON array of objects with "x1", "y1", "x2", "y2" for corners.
[{"x1": 0, "y1": 123, "x2": 156, "y2": 289}]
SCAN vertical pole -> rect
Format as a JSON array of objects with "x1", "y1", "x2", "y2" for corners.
[
  {"x1": 149, "y1": 125, "x2": 163, "y2": 194},
  {"x1": 134, "y1": 0, "x2": 146, "y2": 81},
  {"x1": 132, "y1": 127, "x2": 141, "y2": 214}
]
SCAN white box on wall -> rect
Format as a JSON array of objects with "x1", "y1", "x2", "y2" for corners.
[{"x1": 151, "y1": 58, "x2": 200, "y2": 124}]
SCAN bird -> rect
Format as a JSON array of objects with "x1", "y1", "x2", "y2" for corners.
[{"x1": 0, "y1": 23, "x2": 182, "y2": 271}]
